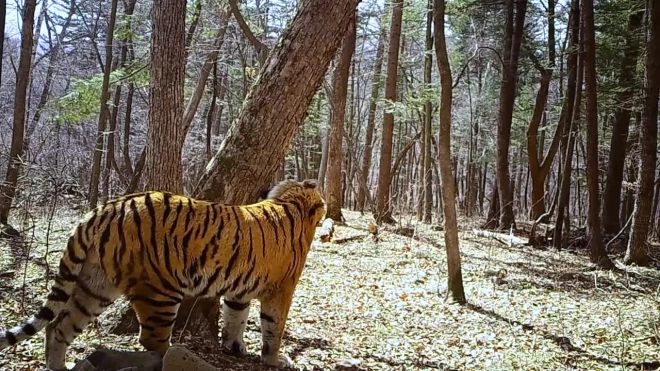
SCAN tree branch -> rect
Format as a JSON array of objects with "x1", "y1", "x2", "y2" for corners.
[{"x1": 229, "y1": 0, "x2": 269, "y2": 60}]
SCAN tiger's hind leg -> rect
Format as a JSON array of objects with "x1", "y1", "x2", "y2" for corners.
[
  {"x1": 221, "y1": 298, "x2": 250, "y2": 356},
  {"x1": 45, "y1": 264, "x2": 120, "y2": 370},
  {"x1": 258, "y1": 284, "x2": 296, "y2": 369},
  {"x1": 129, "y1": 289, "x2": 182, "y2": 356}
]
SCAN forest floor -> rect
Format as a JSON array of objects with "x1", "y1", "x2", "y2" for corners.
[{"x1": 0, "y1": 208, "x2": 659, "y2": 371}]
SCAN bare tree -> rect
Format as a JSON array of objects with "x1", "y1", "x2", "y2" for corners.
[
  {"x1": 376, "y1": 0, "x2": 404, "y2": 224},
  {"x1": 582, "y1": 0, "x2": 614, "y2": 269},
  {"x1": 357, "y1": 25, "x2": 386, "y2": 212},
  {"x1": 434, "y1": 0, "x2": 466, "y2": 304},
  {"x1": 626, "y1": 0, "x2": 659, "y2": 266},
  {"x1": 326, "y1": 12, "x2": 357, "y2": 222},
  {"x1": 87, "y1": 0, "x2": 119, "y2": 207},
  {"x1": 0, "y1": 0, "x2": 37, "y2": 224}
]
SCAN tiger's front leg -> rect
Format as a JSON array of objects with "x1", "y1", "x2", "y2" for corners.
[{"x1": 258, "y1": 284, "x2": 296, "y2": 369}]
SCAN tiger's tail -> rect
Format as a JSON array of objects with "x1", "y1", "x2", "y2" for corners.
[{"x1": 0, "y1": 222, "x2": 89, "y2": 348}]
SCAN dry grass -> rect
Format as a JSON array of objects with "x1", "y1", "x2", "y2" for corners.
[{"x1": 0, "y1": 208, "x2": 659, "y2": 370}]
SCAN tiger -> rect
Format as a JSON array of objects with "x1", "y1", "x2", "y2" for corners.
[{"x1": 0, "y1": 178, "x2": 326, "y2": 370}]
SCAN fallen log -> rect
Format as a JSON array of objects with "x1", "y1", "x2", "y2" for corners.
[{"x1": 472, "y1": 228, "x2": 528, "y2": 247}]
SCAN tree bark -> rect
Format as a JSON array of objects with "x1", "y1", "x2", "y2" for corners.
[
  {"x1": 376, "y1": 0, "x2": 404, "y2": 224},
  {"x1": 0, "y1": 0, "x2": 5, "y2": 89},
  {"x1": 115, "y1": 0, "x2": 189, "y2": 337},
  {"x1": 582, "y1": 0, "x2": 614, "y2": 269},
  {"x1": 326, "y1": 12, "x2": 356, "y2": 222},
  {"x1": 195, "y1": 0, "x2": 360, "y2": 202},
  {"x1": 144, "y1": 0, "x2": 187, "y2": 193},
  {"x1": 625, "y1": 0, "x2": 659, "y2": 266},
  {"x1": 496, "y1": 0, "x2": 527, "y2": 230},
  {"x1": 184, "y1": 0, "x2": 359, "y2": 343},
  {"x1": 601, "y1": 10, "x2": 644, "y2": 234},
  {"x1": 87, "y1": 0, "x2": 119, "y2": 208},
  {"x1": 434, "y1": 0, "x2": 466, "y2": 304},
  {"x1": 526, "y1": 65, "x2": 554, "y2": 219},
  {"x1": 554, "y1": 0, "x2": 580, "y2": 249},
  {"x1": 357, "y1": 26, "x2": 386, "y2": 212},
  {"x1": 0, "y1": 0, "x2": 37, "y2": 224}
]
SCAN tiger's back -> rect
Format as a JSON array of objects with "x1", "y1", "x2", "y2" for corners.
[{"x1": 0, "y1": 179, "x2": 326, "y2": 370}]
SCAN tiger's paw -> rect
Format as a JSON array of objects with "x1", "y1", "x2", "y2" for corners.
[
  {"x1": 221, "y1": 339, "x2": 247, "y2": 357},
  {"x1": 261, "y1": 354, "x2": 292, "y2": 369}
]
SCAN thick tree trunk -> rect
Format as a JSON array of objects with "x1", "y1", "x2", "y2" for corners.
[
  {"x1": 496, "y1": 0, "x2": 527, "y2": 230},
  {"x1": 625, "y1": 0, "x2": 659, "y2": 266},
  {"x1": 145, "y1": 0, "x2": 187, "y2": 193},
  {"x1": 357, "y1": 26, "x2": 385, "y2": 212},
  {"x1": 87, "y1": 0, "x2": 119, "y2": 208},
  {"x1": 376, "y1": 0, "x2": 404, "y2": 224},
  {"x1": 115, "y1": 0, "x2": 188, "y2": 337},
  {"x1": 0, "y1": 0, "x2": 37, "y2": 224},
  {"x1": 434, "y1": 0, "x2": 466, "y2": 304},
  {"x1": 582, "y1": 0, "x2": 614, "y2": 269},
  {"x1": 601, "y1": 10, "x2": 644, "y2": 234},
  {"x1": 195, "y1": 0, "x2": 359, "y2": 203},
  {"x1": 326, "y1": 13, "x2": 356, "y2": 222}
]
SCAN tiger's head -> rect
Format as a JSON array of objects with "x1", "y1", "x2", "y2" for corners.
[{"x1": 266, "y1": 179, "x2": 326, "y2": 228}]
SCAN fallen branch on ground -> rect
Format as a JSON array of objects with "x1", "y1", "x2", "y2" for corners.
[{"x1": 472, "y1": 228, "x2": 528, "y2": 247}]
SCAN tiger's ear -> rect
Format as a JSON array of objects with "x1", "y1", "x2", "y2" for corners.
[
  {"x1": 302, "y1": 179, "x2": 318, "y2": 189},
  {"x1": 258, "y1": 186, "x2": 272, "y2": 200}
]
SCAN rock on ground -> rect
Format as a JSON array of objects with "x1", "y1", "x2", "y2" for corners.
[
  {"x1": 71, "y1": 349, "x2": 162, "y2": 371},
  {"x1": 162, "y1": 345, "x2": 217, "y2": 371}
]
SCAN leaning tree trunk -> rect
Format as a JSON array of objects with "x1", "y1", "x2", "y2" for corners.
[
  {"x1": 0, "y1": 0, "x2": 37, "y2": 225},
  {"x1": 326, "y1": 12, "x2": 356, "y2": 222},
  {"x1": 582, "y1": 0, "x2": 614, "y2": 269},
  {"x1": 179, "y1": 0, "x2": 360, "y2": 343},
  {"x1": 376, "y1": 0, "x2": 404, "y2": 224},
  {"x1": 625, "y1": 0, "x2": 659, "y2": 266},
  {"x1": 434, "y1": 0, "x2": 466, "y2": 304},
  {"x1": 601, "y1": 10, "x2": 644, "y2": 235}
]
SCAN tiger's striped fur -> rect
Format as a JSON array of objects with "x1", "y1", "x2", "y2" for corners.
[{"x1": 0, "y1": 179, "x2": 326, "y2": 370}]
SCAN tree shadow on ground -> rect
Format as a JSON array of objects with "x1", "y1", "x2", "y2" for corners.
[{"x1": 466, "y1": 302, "x2": 660, "y2": 371}]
